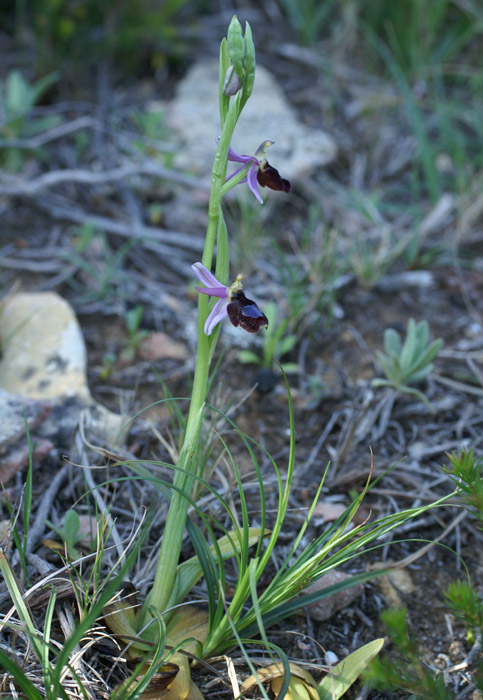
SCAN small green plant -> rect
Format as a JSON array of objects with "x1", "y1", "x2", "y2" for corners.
[
  {"x1": 443, "y1": 449, "x2": 483, "y2": 528},
  {"x1": 304, "y1": 374, "x2": 328, "y2": 409},
  {"x1": 365, "y1": 608, "x2": 455, "y2": 699},
  {"x1": 99, "y1": 350, "x2": 116, "y2": 379},
  {"x1": 445, "y1": 580, "x2": 483, "y2": 643},
  {"x1": 237, "y1": 301, "x2": 298, "y2": 373},
  {"x1": 0, "y1": 70, "x2": 59, "y2": 135},
  {"x1": 66, "y1": 223, "x2": 134, "y2": 303},
  {"x1": 45, "y1": 509, "x2": 88, "y2": 560},
  {"x1": 372, "y1": 318, "x2": 443, "y2": 406},
  {"x1": 0, "y1": 69, "x2": 59, "y2": 169},
  {"x1": 120, "y1": 304, "x2": 150, "y2": 363},
  {"x1": 130, "y1": 107, "x2": 174, "y2": 165}
]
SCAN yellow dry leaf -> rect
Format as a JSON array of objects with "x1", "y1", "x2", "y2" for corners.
[
  {"x1": 166, "y1": 604, "x2": 210, "y2": 656},
  {"x1": 241, "y1": 662, "x2": 319, "y2": 700}
]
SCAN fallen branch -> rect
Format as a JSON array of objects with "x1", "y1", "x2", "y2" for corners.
[{"x1": 0, "y1": 160, "x2": 209, "y2": 196}]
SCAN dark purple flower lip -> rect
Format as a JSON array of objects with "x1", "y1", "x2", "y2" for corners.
[
  {"x1": 227, "y1": 290, "x2": 269, "y2": 333},
  {"x1": 257, "y1": 161, "x2": 291, "y2": 194},
  {"x1": 226, "y1": 140, "x2": 291, "y2": 203},
  {"x1": 192, "y1": 262, "x2": 268, "y2": 335}
]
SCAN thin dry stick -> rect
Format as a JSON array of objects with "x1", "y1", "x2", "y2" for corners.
[
  {"x1": 0, "y1": 115, "x2": 101, "y2": 149},
  {"x1": 48, "y1": 202, "x2": 203, "y2": 249},
  {"x1": 390, "y1": 509, "x2": 467, "y2": 569},
  {"x1": 0, "y1": 161, "x2": 208, "y2": 196}
]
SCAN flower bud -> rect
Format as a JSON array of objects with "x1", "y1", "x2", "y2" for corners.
[
  {"x1": 242, "y1": 22, "x2": 255, "y2": 98},
  {"x1": 223, "y1": 65, "x2": 242, "y2": 97},
  {"x1": 227, "y1": 16, "x2": 244, "y2": 81}
]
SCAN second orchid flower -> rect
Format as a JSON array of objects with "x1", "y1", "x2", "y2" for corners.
[{"x1": 227, "y1": 140, "x2": 291, "y2": 204}]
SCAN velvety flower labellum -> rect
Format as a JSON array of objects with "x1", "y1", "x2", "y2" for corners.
[
  {"x1": 227, "y1": 290, "x2": 269, "y2": 333},
  {"x1": 257, "y1": 160, "x2": 291, "y2": 194},
  {"x1": 192, "y1": 262, "x2": 268, "y2": 336},
  {"x1": 227, "y1": 140, "x2": 291, "y2": 204}
]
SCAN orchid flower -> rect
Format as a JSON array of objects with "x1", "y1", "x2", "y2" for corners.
[
  {"x1": 226, "y1": 140, "x2": 291, "y2": 204},
  {"x1": 193, "y1": 262, "x2": 268, "y2": 336}
]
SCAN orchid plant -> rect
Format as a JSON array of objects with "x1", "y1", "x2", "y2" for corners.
[
  {"x1": 140, "y1": 18, "x2": 292, "y2": 631},
  {"x1": 99, "y1": 17, "x2": 458, "y2": 699}
]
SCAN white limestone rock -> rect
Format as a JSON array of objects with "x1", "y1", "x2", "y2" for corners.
[
  {"x1": 168, "y1": 61, "x2": 337, "y2": 187},
  {"x1": 0, "y1": 292, "x2": 125, "y2": 448}
]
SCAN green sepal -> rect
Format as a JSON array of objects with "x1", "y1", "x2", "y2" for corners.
[
  {"x1": 218, "y1": 38, "x2": 231, "y2": 127},
  {"x1": 242, "y1": 21, "x2": 256, "y2": 101},
  {"x1": 227, "y1": 15, "x2": 244, "y2": 80}
]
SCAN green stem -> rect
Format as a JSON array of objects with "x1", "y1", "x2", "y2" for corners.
[{"x1": 144, "y1": 96, "x2": 242, "y2": 625}]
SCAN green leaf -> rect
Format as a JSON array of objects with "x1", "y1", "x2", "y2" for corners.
[
  {"x1": 376, "y1": 351, "x2": 397, "y2": 382},
  {"x1": 318, "y1": 639, "x2": 385, "y2": 700},
  {"x1": 215, "y1": 212, "x2": 229, "y2": 287},
  {"x1": 6, "y1": 70, "x2": 30, "y2": 117},
  {"x1": 399, "y1": 318, "x2": 418, "y2": 371},
  {"x1": 30, "y1": 71, "x2": 59, "y2": 105},
  {"x1": 383, "y1": 328, "x2": 401, "y2": 356},
  {"x1": 371, "y1": 378, "x2": 393, "y2": 388},
  {"x1": 405, "y1": 365, "x2": 433, "y2": 384},
  {"x1": 263, "y1": 301, "x2": 278, "y2": 329},
  {"x1": 403, "y1": 338, "x2": 443, "y2": 380},
  {"x1": 169, "y1": 528, "x2": 266, "y2": 608},
  {"x1": 238, "y1": 350, "x2": 262, "y2": 366},
  {"x1": 0, "y1": 648, "x2": 43, "y2": 700},
  {"x1": 278, "y1": 334, "x2": 297, "y2": 357},
  {"x1": 125, "y1": 305, "x2": 144, "y2": 335},
  {"x1": 280, "y1": 362, "x2": 300, "y2": 374},
  {"x1": 63, "y1": 509, "x2": 80, "y2": 544}
]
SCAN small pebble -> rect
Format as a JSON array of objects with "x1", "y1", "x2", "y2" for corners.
[{"x1": 325, "y1": 651, "x2": 339, "y2": 666}]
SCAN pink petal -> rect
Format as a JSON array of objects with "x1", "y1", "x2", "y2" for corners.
[
  {"x1": 205, "y1": 299, "x2": 228, "y2": 335},
  {"x1": 195, "y1": 286, "x2": 227, "y2": 298},
  {"x1": 192, "y1": 262, "x2": 225, "y2": 289},
  {"x1": 227, "y1": 147, "x2": 257, "y2": 165},
  {"x1": 247, "y1": 165, "x2": 263, "y2": 204}
]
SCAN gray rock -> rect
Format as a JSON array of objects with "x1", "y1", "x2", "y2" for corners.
[
  {"x1": 167, "y1": 61, "x2": 337, "y2": 187},
  {"x1": 0, "y1": 389, "x2": 53, "y2": 482},
  {"x1": 0, "y1": 389, "x2": 50, "y2": 456},
  {"x1": 0, "y1": 293, "x2": 125, "y2": 449},
  {"x1": 301, "y1": 570, "x2": 364, "y2": 621}
]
